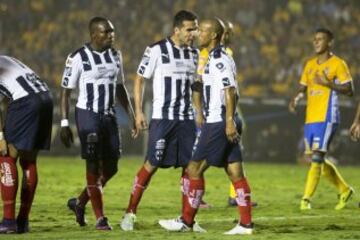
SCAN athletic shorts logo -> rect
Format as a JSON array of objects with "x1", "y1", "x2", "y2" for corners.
[{"x1": 155, "y1": 139, "x2": 166, "y2": 162}]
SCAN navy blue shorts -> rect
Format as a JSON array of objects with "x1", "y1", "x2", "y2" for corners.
[
  {"x1": 4, "y1": 92, "x2": 53, "y2": 151},
  {"x1": 146, "y1": 119, "x2": 196, "y2": 168},
  {"x1": 192, "y1": 118, "x2": 243, "y2": 167},
  {"x1": 75, "y1": 107, "x2": 120, "y2": 161}
]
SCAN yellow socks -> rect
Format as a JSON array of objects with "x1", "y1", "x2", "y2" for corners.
[
  {"x1": 303, "y1": 162, "x2": 322, "y2": 199},
  {"x1": 322, "y1": 159, "x2": 349, "y2": 194}
]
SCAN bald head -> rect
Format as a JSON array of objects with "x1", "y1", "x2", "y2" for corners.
[{"x1": 202, "y1": 18, "x2": 224, "y2": 42}]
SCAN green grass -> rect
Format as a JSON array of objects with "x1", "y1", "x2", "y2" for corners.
[{"x1": 3, "y1": 156, "x2": 360, "y2": 240}]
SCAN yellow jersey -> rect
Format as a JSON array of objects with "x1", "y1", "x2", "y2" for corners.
[{"x1": 300, "y1": 55, "x2": 352, "y2": 124}]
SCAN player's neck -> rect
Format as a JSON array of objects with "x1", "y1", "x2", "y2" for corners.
[
  {"x1": 207, "y1": 42, "x2": 220, "y2": 53},
  {"x1": 170, "y1": 35, "x2": 183, "y2": 48},
  {"x1": 316, "y1": 51, "x2": 332, "y2": 64}
]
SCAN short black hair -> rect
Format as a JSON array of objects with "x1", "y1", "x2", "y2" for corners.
[
  {"x1": 89, "y1": 16, "x2": 108, "y2": 33},
  {"x1": 315, "y1": 28, "x2": 334, "y2": 40},
  {"x1": 173, "y1": 10, "x2": 197, "y2": 28}
]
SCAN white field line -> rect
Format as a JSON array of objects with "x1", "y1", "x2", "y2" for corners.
[{"x1": 206, "y1": 214, "x2": 360, "y2": 222}]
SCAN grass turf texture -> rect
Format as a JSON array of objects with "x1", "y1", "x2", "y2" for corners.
[{"x1": 2, "y1": 156, "x2": 360, "y2": 240}]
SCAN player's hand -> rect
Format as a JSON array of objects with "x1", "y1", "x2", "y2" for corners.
[
  {"x1": 135, "y1": 112, "x2": 148, "y2": 131},
  {"x1": 288, "y1": 99, "x2": 297, "y2": 113},
  {"x1": 0, "y1": 139, "x2": 8, "y2": 156},
  {"x1": 60, "y1": 126, "x2": 74, "y2": 148},
  {"x1": 195, "y1": 112, "x2": 204, "y2": 129},
  {"x1": 131, "y1": 120, "x2": 140, "y2": 138},
  {"x1": 350, "y1": 122, "x2": 360, "y2": 141},
  {"x1": 314, "y1": 71, "x2": 330, "y2": 87},
  {"x1": 226, "y1": 119, "x2": 240, "y2": 143}
]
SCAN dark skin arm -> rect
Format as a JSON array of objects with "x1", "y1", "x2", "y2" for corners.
[{"x1": 59, "y1": 88, "x2": 74, "y2": 148}]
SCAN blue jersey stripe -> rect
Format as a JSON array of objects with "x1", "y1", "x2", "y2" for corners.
[
  {"x1": 91, "y1": 52, "x2": 102, "y2": 65},
  {"x1": 162, "y1": 77, "x2": 172, "y2": 119},
  {"x1": 205, "y1": 85, "x2": 211, "y2": 117},
  {"x1": 183, "y1": 49, "x2": 190, "y2": 59},
  {"x1": 173, "y1": 79, "x2": 182, "y2": 119},
  {"x1": 183, "y1": 79, "x2": 191, "y2": 120},
  {"x1": 104, "y1": 50, "x2": 113, "y2": 63},
  {"x1": 86, "y1": 83, "x2": 94, "y2": 111},
  {"x1": 0, "y1": 85, "x2": 12, "y2": 99},
  {"x1": 172, "y1": 46, "x2": 180, "y2": 59},
  {"x1": 79, "y1": 48, "x2": 92, "y2": 71},
  {"x1": 108, "y1": 83, "x2": 114, "y2": 112},
  {"x1": 98, "y1": 84, "x2": 105, "y2": 114},
  {"x1": 159, "y1": 41, "x2": 170, "y2": 64},
  {"x1": 16, "y1": 76, "x2": 35, "y2": 94}
]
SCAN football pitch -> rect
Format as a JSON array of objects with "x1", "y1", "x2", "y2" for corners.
[{"x1": 4, "y1": 156, "x2": 360, "y2": 240}]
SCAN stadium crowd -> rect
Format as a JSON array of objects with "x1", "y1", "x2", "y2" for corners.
[{"x1": 1, "y1": 0, "x2": 360, "y2": 97}]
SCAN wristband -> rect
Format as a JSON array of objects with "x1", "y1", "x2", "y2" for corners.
[
  {"x1": 0, "y1": 132, "x2": 3, "y2": 141},
  {"x1": 61, "y1": 119, "x2": 69, "y2": 127}
]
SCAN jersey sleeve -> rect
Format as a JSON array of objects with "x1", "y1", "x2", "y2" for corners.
[
  {"x1": 299, "y1": 62, "x2": 309, "y2": 86},
  {"x1": 137, "y1": 46, "x2": 158, "y2": 79},
  {"x1": 336, "y1": 60, "x2": 352, "y2": 84},
  {"x1": 213, "y1": 57, "x2": 236, "y2": 90},
  {"x1": 61, "y1": 53, "x2": 82, "y2": 89}
]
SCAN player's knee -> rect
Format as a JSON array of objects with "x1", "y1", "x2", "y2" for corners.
[
  {"x1": 85, "y1": 159, "x2": 99, "y2": 174},
  {"x1": 103, "y1": 160, "x2": 118, "y2": 179},
  {"x1": 311, "y1": 153, "x2": 324, "y2": 163},
  {"x1": 86, "y1": 133, "x2": 98, "y2": 161},
  {"x1": 7, "y1": 144, "x2": 19, "y2": 158},
  {"x1": 187, "y1": 160, "x2": 204, "y2": 178}
]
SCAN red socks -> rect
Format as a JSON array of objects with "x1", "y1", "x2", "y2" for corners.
[
  {"x1": 0, "y1": 156, "x2": 18, "y2": 220},
  {"x1": 86, "y1": 173, "x2": 104, "y2": 219},
  {"x1": 126, "y1": 166, "x2": 152, "y2": 214},
  {"x1": 232, "y1": 178, "x2": 252, "y2": 226},
  {"x1": 77, "y1": 173, "x2": 114, "y2": 208},
  {"x1": 182, "y1": 178, "x2": 204, "y2": 226},
  {"x1": 17, "y1": 159, "x2": 38, "y2": 220},
  {"x1": 181, "y1": 170, "x2": 190, "y2": 213}
]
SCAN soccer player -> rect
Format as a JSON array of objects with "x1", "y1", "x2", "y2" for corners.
[
  {"x1": 60, "y1": 17, "x2": 136, "y2": 230},
  {"x1": 119, "y1": 10, "x2": 204, "y2": 232},
  {"x1": 159, "y1": 18, "x2": 253, "y2": 235},
  {"x1": 289, "y1": 28, "x2": 354, "y2": 210},
  {"x1": 349, "y1": 102, "x2": 360, "y2": 141},
  {"x1": 0, "y1": 56, "x2": 53, "y2": 234}
]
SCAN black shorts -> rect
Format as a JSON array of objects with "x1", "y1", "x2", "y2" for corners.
[
  {"x1": 75, "y1": 107, "x2": 120, "y2": 161},
  {"x1": 192, "y1": 117, "x2": 243, "y2": 167},
  {"x1": 146, "y1": 119, "x2": 196, "y2": 168},
  {"x1": 4, "y1": 92, "x2": 53, "y2": 151}
]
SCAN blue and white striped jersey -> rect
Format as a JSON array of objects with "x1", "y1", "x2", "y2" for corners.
[
  {"x1": 202, "y1": 46, "x2": 238, "y2": 123},
  {"x1": 61, "y1": 44, "x2": 123, "y2": 115},
  {"x1": 137, "y1": 38, "x2": 198, "y2": 120},
  {"x1": 0, "y1": 55, "x2": 49, "y2": 101}
]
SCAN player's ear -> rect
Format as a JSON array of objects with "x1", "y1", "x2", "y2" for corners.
[
  {"x1": 328, "y1": 39, "x2": 334, "y2": 48},
  {"x1": 211, "y1": 32, "x2": 217, "y2": 40}
]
